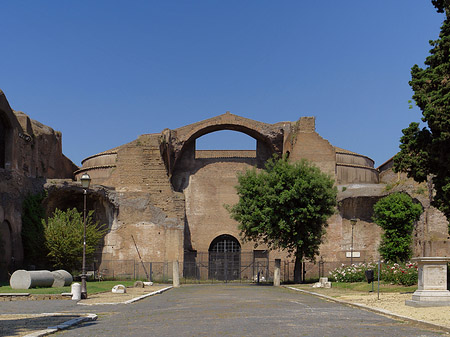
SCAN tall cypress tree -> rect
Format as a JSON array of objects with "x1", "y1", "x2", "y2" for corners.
[{"x1": 394, "y1": 2, "x2": 450, "y2": 225}]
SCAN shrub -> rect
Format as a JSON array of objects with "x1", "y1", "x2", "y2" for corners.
[
  {"x1": 21, "y1": 192, "x2": 48, "y2": 267},
  {"x1": 43, "y1": 208, "x2": 107, "y2": 273},
  {"x1": 373, "y1": 193, "x2": 422, "y2": 262},
  {"x1": 329, "y1": 261, "x2": 418, "y2": 286}
]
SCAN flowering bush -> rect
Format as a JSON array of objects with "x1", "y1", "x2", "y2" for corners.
[
  {"x1": 329, "y1": 261, "x2": 418, "y2": 286},
  {"x1": 329, "y1": 262, "x2": 377, "y2": 283},
  {"x1": 381, "y1": 262, "x2": 418, "y2": 286}
]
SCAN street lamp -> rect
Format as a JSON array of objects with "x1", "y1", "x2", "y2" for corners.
[
  {"x1": 350, "y1": 218, "x2": 358, "y2": 266},
  {"x1": 80, "y1": 173, "x2": 91, "y2": 299}
]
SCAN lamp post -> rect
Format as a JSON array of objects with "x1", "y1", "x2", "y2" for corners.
[
  {"x1": 350, "y1": 218, "x2": 358, "y2": 266},
  {"x1": 80, "y1": 173, "x2": 91, "y2": 299}
]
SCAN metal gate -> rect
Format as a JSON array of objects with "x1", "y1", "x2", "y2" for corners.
[
  {"x1": 183, "y1": 249, "x2": 271, "y2": 283},
  {"x1": 208, "y1": 235, "x2": 241, "y2": 281}
]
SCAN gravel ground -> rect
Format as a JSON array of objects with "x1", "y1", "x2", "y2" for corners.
[{"x1": 290, "y1": 285, "x2": 450, "y2": 330}]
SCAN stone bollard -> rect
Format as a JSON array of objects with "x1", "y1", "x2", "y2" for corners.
[
  {"x1": 274, "y1": 259, "x2": 281, "y2": 287},
  {"x1": 51, "y1": 270, "x2": 73, "y2": 287},
  {"x1": 71, "y1": 283, "x2": 81, "y2": 300},
  {"x1": 10, "y1": 270, "x2": 54, "y2": 289},
  {"x1": 173, "y1": 261, "x2": 180, "y2": 288}
]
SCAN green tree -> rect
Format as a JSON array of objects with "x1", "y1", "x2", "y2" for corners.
[
  {"x1": 229, "y1": 156, "x2": 337, "y2": 283},
  {"x1": 43, "y1": 208, "x2": 107, "y2": 272},
  {"x1": 21, "y1": 192, "x2": 48, "y2": 268},
  {"x1": 373, "y1": 193, "x2": 422, "y2": 263},
  {"x1": 394, "y1": 2, "x2": 450, "y2": 228}
]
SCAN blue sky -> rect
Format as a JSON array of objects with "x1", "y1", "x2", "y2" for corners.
[{"x1": 1, "y1": 1, "x2": 444, "y2": 166}]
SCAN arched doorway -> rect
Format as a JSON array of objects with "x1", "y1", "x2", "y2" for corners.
[
  {"x1": 0, "y1": 221, "x2": 13, "y2": 278},
  {"x1": 208, "y1": 234, "x2": 241, "y2": 281}
]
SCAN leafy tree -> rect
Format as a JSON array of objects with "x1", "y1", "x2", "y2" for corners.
[
  {"x1": 21, "y1": 192, "x2": 48, "y2": 268},
  {"x1": 229, "y1": 156, "x2": 337, "y2": 283},
  {"x1": 43, "y1": 208, "x2": 107, "y2": 272},
  {"x1": 373, "y1": 193, "x2": 422, "y2": 263},
  {"x1": 393, "y1": 2, "x2": 450, "y2": 228},
  {"x1": 432, "y1": 0, "x2": 448, "y2": 13}
]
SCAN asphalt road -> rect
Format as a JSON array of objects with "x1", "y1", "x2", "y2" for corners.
[{"x1": 1, "y1": 284, "x2": 445, "y2": 337}]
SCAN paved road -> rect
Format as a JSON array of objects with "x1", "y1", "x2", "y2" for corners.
[{"x1": 1, "y1": 285, "x2": 445, "y2": 336}]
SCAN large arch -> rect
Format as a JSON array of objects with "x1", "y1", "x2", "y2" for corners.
[
  {"x1": 162, "y1": 112, "x2": 286, "y2": 176},
  {"x1": 43, "y1": 184, "x2": 117, "y2": 270}
]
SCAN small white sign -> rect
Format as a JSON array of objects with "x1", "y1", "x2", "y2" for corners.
[{"x1": 346, "y1": 251, "x2": 360, "y2": 258}]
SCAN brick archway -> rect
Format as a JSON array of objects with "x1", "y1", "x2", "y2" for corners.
[{"x1": 162, "y1": 112, "x2": 286, "y2": 175}]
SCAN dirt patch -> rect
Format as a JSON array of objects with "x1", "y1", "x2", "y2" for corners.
[
  {"x1": 290, "y1": 285, "x2": 450, "y2": 330},
  {"x1": 78, "y1": 284, "x2": 170, "y2": 305}
]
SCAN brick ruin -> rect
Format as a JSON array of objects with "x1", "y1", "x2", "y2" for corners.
[
  {"x1": 0, "y1": 90, "x2": 77, "y2": 280},
  {"x1": 1, "y1": 90, "x2": 448, "y2": 281}
]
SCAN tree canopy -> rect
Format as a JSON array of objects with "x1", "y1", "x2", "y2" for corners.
[
  {"x1": 394, "y1": 4, "x2": 450, "y2": 222},
  {"x1": 373, "y1": 193, "x2": 422, "y2": 262},
  {"x1": 43, "y1": 208, "x2": 107, "y2": 272},
  {"x1": 228, "y1": 156, "x2": 337, "y2": 283}
]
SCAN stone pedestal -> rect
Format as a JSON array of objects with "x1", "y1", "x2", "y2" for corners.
[
  {"x1": 173, "y1": 261, "x2": 180, "y2": 288},
  {"x1": 406, "y1": 257, "x2": 450, "y2": 307}
]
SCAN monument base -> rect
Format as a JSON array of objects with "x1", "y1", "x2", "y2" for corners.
[
  {"x1": 405, "y1": 257, "x2": 450, "y2": 307},
  {"x1": 406, "y1": 297, "x2": 450, "y2": 307}
]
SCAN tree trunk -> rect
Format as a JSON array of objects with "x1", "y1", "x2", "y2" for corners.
[{"x1": 293, "y1": 253, "x2": 302, "y2": 284}]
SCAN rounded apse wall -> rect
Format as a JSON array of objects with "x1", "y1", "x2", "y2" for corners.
[
  {"x1": 74, "y1": 151, "x2": 117, "y2": 184},
  {"x1": 336, "y1": 150, "x2": 378, "y2": 184}
]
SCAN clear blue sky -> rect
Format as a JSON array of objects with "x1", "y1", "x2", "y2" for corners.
[{"x1": 1, "y1": 1, "x2": 444, "y2": 167}]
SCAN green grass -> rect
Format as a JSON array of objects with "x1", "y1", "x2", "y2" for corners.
[
  {"x1": 298, "y1": 281, "x2": 417, "y2": 293},
  {"x1": 0, "y1": 280, "x2": 137, "y2": 294}
]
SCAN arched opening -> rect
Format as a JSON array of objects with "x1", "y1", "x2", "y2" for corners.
[
  {"x1": 0, "y1": 220, "x2": 13, "y2": 278},
  {"x1": 196, "y1": 130, "x2": 256, "y2": 154},
  {"x1": 208, "y1": 234, "x2": 241, "y2": 281},
  {"x1": 0, "y1": 112, "x2": 10, "y2": 169},
  {"x1": 43, "y1": 188, "x2": 115, "y2": 271}
]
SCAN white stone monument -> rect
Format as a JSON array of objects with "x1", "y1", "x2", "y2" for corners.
[{"x1": 406, "y1": 257, "x2": 450, "y2": 307}]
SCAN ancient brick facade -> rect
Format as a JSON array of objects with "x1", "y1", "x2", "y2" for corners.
[
  {"x1": 0, "y1": 90, "x2": 76, "y2": 280},
  {"x1": 71, "y1": 112, "x2": 448, "y2": 280},
  {"x1": 2, "y1": 90, "x2": 448, "y2": 281}
]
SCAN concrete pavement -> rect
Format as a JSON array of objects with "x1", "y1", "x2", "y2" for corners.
[{"x1": 0, "y1": 284, "x2": 447, "y2": 336}]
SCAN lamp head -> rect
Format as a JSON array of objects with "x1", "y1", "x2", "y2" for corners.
[
  {"x1": 350, "y1": 218, "x2": 358, "y2": 226},
  {"x1": 80, "y1": 173, "x2": 91, "y2": 189}
]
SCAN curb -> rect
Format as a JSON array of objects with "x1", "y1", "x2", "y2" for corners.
[
  {"x1": 77, "y1": 286, "x2": 173, "y2": 306},
  {"x1": 23, "y1": 313, "x2": 97, "y2": 337},
  {"x1": 284, "y1": 286, "x2": 450, "y2": 334}
]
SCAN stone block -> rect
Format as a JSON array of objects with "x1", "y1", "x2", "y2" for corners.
[
  {"x1": 112, "y1": 284, "x2": 126, "y2": 294},
  {"x1": 134, "y1": 281, "x2": 144, "y2": 288}
]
